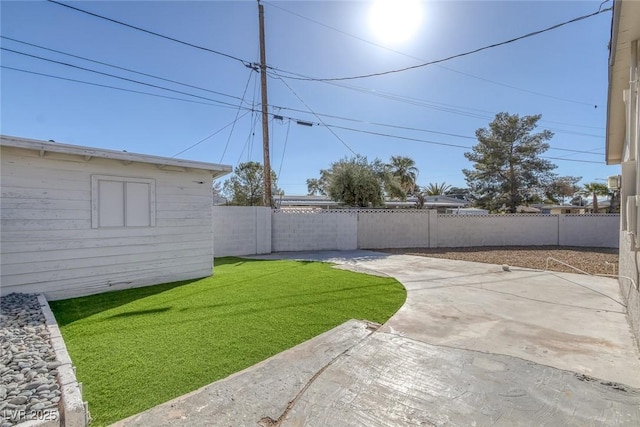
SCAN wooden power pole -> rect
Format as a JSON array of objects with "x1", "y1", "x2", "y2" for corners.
[{"x1": 258, "y1": 0, "x2": 272, "y2": 208}]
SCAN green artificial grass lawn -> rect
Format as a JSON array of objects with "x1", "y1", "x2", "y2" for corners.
[{"x1": 49, "y1": 257, "x2": 406, "y2": 426}]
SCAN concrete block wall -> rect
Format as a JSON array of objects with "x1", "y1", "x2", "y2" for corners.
[
  {"x1": 212, "y1": 207, "x2": 620, "y2": 257},
  {"x1": 559, "y1": 214, "x2": 620, "y2": 248},
  {"x1": 212, "y1": 206, "x2": 271, "y2": 256},
  {"x1": 357, "y1": 210, "x2": 431, "y2": 249},
  {"x1": 435, "y1": 214, "x2": 559, "y2": 247},
  {"x1": 272, "y1": 210, "x2": 357, "y2": 252}
]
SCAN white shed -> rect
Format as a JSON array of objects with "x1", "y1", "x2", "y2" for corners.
[{"x1": 0, "y1": 135, "x2": 231, "y2": 300}]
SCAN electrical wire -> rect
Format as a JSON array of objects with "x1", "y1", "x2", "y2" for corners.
[
  {"x1": 7, "y1": 15, "x2": 603, "y2": 134},
  {"x1": 237, "y1": 114, "x2": 261, "y2": 164},
  {"x1": 46, "y1": 0, "x2": 607, "y2": 109},
  {"x1": 1, "y1": 47, "x2": 243, "y2": 107},
  {"x1": 269, "y1": 70, "x2": 604, "y2": 135},
  {"x1": 1, "y1": 65, "x2": 239, "y2": 109},
  {"x1": 264, "y1": 1, "x2": 598, "y2": 107},
  {"x1": 3, "y1": 43, "x2": 602, "y2": 146},
  {"x1": 278, "y1": 119, "x2": 292, "y2": 178},
  {"x1": 0, "y1": 35, "x2": 248, "y2": 103},
  {"x1": 219, "y1": 70, "x2": 255, "y2": 162},
  {"x1": 270, "y1": 7, "x2": 612, "y2": 82},
  {"x1": 172, "y1": 111, "x2": 251, "y2": 157},
  {"x1": 274, "y1": 76, "x2": 358, "y2": 155},
  {"x1": 46, "y1": 0, "x2": 250, "y2": 66},
  {"x1": 3, "y1": 63, "x2": 604, "y2": 163}
]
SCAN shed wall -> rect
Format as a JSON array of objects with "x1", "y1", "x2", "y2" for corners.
[{"x1": 0, "y1": 146, "x2": 214, "y2": 300}]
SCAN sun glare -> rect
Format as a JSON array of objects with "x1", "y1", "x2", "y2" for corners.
[{"x1": 369, "y1": 0, "x2": 423, "y2": 45}]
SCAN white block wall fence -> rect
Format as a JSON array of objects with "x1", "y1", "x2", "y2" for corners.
[
  {"x1": 272, "y1": 210, "x2": 357, "y2": 252},
  {"x1": 212, "y1": 207, "x2": 619, "y2": 257},
  {"x1": 212, "y1": 206, "x2": 271, "y2": 256}
]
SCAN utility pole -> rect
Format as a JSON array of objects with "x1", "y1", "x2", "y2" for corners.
[{"x1": 258, "y1": 0, "x2": 272, "y2": 208}]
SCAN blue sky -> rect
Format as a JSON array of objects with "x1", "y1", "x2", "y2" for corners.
[{"x1": 1, "y1": 0, "x2": 617, "y2": 195}]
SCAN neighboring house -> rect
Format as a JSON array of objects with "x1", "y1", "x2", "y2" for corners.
[
  {"x1": 605, "y1": 1, "x2": 640, "y2": 341},
  {"x1": 538, "y1": 205, "x2": 586, "y2": 215},
  {"x1": 498, "y1": 205, "x2": 541, "y2": 214},
  {"x1": 276, "y1": 195, "x2": 340, "y2": 210},
  {"x1": 0, "y1": 135, "x2": 231, "y2": 300},
  {"x1": 444, "y1": 208, "x2": 489, "y2": 215}
]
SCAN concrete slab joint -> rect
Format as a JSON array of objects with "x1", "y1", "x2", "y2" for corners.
[{"x1": 38, "y1": 295, "x2": 89, "y2": 427}]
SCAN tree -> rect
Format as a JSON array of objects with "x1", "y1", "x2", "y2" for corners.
[
  {"x1": 325, "y1": 156, "x2": 385, "y2": 207},
  {"x1": 212, "y1": 180, "x2": 225, "y2": 204},
  {"x1": 307, "y1": 155, "x2": 416, "y2": 203},
  {"x1": 424, "y1": 182, "x2": 452, "y2": 196},
  {"x1": 582, "y1": 182, "x2": 609, "y2": 213},
  {"x1": 544, "y1": 176, "x2": 582, "y2": 204},
  {"x1": 371, "y1": 159, "x2": 405, "y2": 200},
  {"x1": 306, "y1": 178, "x2": 323, "y2": 196},
  {"x1": 445, "y1": 186, "x2": 473, "y2": 201},
  {"x1": 463, "y1": 112, "x2": 556, "y2": 213},
  {"x1": 387, "y1": 156, "x2": 419, "y2": 195},
  {"x1": 222, "y1": 161, "x2": 280, "y2": 206}
]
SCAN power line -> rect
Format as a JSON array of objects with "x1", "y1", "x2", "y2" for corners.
[
  {"x1": 4, "y1": 39, "x2": 602, "y2": 143},
  {"x1": 237, "y1": 114, "x2": 261, "y2": 164},
  {"x1": 219, "y1": 70, "x2": 255, "y2": 163},
  {"x1": 172, "y1": 111, "x2": 251, "y2": 158},
  {"x1": 327, "y1": 123, "x2": 604, "y2": 164},
  {"x1": 326, "y1": 124, "x2": 471, "y2": 150},
  {"x1": 542, "y1": 156, "x2": 603, "y2": 164},
  {"x1": 17, "y1": 8, "x2": 604, "y2": 134},
  {"x1": 270, "y1": 7, "x2": 611, "y2": 82},
  {"x1": 4, "y1": 63, "x2": 604, "y2": 160},
  {"x1": 265, "y1": 1, "x2": 598, "y2": 107},
  {"x1": 46, "y1": 0, "x2": 250, "y2": 66},
  {"x1": 271, "y1": 100, "x2": 605, "y2": 148},
  {"x1": 1, "y1": 47, "x2": 244, "y2": 107},
  {"x1": 274, "y1": 76, "x2": 358, "y2": 155},
  {"x1": 269, "y1": 70, "x2": 604, "y2": 135},
  {"x1": 277, "y1": 119, "x2": 292, "y2": 178},
  {"x1": 1, "y1": 65, "x2": 241, "y2": 109},
  {"x1": 0, "y1": 35, "x2": 248, "y2": 103}
]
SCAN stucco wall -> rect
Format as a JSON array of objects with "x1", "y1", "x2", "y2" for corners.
[{"x1": 617, "y1": 231, "x2": 640, "y2": 348}]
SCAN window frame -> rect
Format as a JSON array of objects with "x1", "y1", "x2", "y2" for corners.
[{"x1": 91, "y1": 175, "x2": 156, "y2": 229}]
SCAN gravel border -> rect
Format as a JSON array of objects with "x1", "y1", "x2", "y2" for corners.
[
  {"x1": 1, "y1": 294, "x2": 61, "y2": 427},
  {"x1": 380, "y1": 246, "x2": 619, "y2": 276},
  {"x1": 1, "y1": 293, "x2": 88, "y2": 427}
]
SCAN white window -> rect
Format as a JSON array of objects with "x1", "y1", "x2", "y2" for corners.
[{"x1": 91, "y1": 175, "x2": 156, "y2": 228}]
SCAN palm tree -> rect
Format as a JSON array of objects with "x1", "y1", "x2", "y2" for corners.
[
  {"x1": 424, "y1": 182, "x2": 452, "y2": 196},
  {"x1": 388, "y1": 156, "x2": 419, "y2": 196},
  {"x1": 582, "y1": 182, "x2": 609, "y2": 213}
]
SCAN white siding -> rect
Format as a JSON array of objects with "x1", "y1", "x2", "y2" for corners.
[{"x1": 0, "y1": 146, "x2": 214, "y2": 300}]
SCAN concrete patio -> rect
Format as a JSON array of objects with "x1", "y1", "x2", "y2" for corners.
[{"x1": 114, "y1": 251, "x2": 640, "y2": 426}]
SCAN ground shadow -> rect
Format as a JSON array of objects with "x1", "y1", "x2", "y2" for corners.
[{"x1": 49, "y1": 278, "x2": 202, "y2": 326}]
